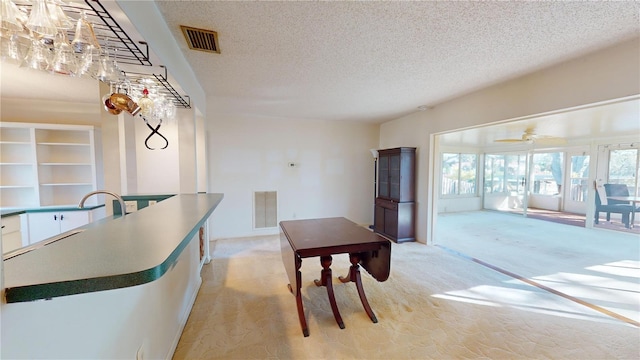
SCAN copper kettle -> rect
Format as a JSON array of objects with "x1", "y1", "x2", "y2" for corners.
[
  {"x1": 105, "y1": 93, "x2": 141, "y2": 116},
  {"x1": 102, "y1": 94, "x2": 122, "y2": 115}
]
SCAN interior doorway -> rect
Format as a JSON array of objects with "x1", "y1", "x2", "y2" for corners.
[
  {"x1": 481, "y1": 148, "x2": 595, "y2": 228},
  {"x1": 593, "y1": 143, "x2": 640, "y2": 232}
]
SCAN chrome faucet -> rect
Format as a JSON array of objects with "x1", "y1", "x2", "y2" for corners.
[{"x1": 79, "y1": 190, "x2": 127, "y2": 216}]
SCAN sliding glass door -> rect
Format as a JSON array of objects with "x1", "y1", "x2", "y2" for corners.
[
  {"x1": 564, "y1": 151, "x2": 590, "y2": 214},
  {"x1": 528, "y1": 152, "x2": 564, "y2": 212},
  {"x1": 483, "y1": 153, "x2": 528, "y2": 214},
  {"x1": 594, "y1": 144, "x2": 639, "y2": 230}
]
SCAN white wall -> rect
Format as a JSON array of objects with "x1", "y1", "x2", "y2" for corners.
[
  {"x1": 380, "y1": 38, "x2": 640, "y2": 244},
  {"x1": 119, "y1": 112, "x2": 138, "y2": 195},
  {"x1": 439, "y1": 197, "x2": 483, "y2": 213},
  {"x1": 207, "y1": 115, "x2": 379, "y2": 238},
  {"x1": 196, "y1": 112, "x2": 208, "y2": 193},
  {"x1": 0, "y1": 98, "x2": 101, "y2": 126},
  {"x1": 528, "y1": 194, "x2": 562, "y2": 211},
  {"x1": 132, "y1": 107, "x2": 202, "y2": 195},
  {"x1": 179, "y1": 109, "x2": 197, "y2": 194},
  {"x1": 133, "y1": 115, "x2": 179, "y2": 194}
]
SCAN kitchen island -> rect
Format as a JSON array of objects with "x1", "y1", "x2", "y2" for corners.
[{"x1": 1, "y1": 193, "x2": 223, "y2": 359}]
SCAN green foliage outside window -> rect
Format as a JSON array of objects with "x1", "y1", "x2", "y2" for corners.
[
  {"x1": 442, "y1": 153, "x2": 477, "y2": 195},
  {"x1": 609, "y1": 149, "x2": 639, "y2": 196}
]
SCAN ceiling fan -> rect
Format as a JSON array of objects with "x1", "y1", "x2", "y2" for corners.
[{"x1": 494, "y1": 128, "x2": 567, "y2": 145}]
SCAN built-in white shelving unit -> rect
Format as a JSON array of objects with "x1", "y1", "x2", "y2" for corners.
[{"x1": 0, "y1": 122, "x2": 98, "y2": 208}]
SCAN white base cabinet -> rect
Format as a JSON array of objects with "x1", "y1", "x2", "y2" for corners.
[
  {"x1": 1, "y1": 214, "x2": 28, "y2": 253},
  {"x1": 26, "y1": 208, "x2": 106, "y2": 244}
]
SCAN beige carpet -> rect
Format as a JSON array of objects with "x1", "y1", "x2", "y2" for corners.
[{"x1": 173, "y1": 217, "x2": 639, "y2": 359}]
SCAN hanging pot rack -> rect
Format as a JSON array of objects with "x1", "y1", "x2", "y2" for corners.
[
  {"x1": 123, "y1": 66, "x2": 191, "y2": 109},
  {"x1": 12, "y1": 0, "x2": 190, "y2": 109}
]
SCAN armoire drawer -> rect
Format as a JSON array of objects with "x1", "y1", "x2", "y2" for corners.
[{"x1": 375, "y1": 198, "x2": 397, "y2": 210}]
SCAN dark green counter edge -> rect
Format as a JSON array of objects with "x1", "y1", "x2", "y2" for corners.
[
  {"x1": 4, "y1": 196, "x2": 222, "y2": 303},
  {"x1": 1, "y1": 205, "x2": 106, "y2": 218}
]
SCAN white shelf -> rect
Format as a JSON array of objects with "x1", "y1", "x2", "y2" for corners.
[
  {"x1": 39, "y1": 163, "x2": 93, "y2": 166},
  {"x1": 1, "y1": 140, "x2": 34, "y2": 163},
  {"x1": 0, "y1": 122, "x2": 97, "y2": 209},
  {"x1": 0, "y1": 141, "x2": 31, "y2": 145},
  {"x1": 37, "y1": 142, "x2": 90, "y2": 146},
  {"x1": 0, "y1": 126, "x2": 31, "y2": 143},
  {"x1": 40, "y1": 183, "x2": 94, "y2": 186}
]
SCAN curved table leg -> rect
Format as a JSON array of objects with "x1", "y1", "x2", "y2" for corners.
[
  {"x1": 288, "y1": 283, "x2": 309, "y2": 337},
  {"x1": 338, "y1": 253, "x2": 378, "y2": 323},
  {"x1": 314, "y1": 255, "x2": 345, "y2": 329}
]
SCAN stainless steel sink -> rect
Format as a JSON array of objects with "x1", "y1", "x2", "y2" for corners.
[{"x1": 3, "y1": 229, "x2": 86, "y2": 260}]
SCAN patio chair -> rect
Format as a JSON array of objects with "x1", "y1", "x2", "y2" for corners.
[
  {"x1": 595, "y1": 185, "x2": 632, "y2": 228},
  {"x1": 604, "y1": 184, "x2": 629, "y2": 203}
]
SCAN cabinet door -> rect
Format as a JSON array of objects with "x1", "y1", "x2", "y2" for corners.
[
  {"x1": 27, "y1": 212, "x2": 61, "y2": 244},
  {"x1": 374, "y1": 205, "x2": 385, "y2": 233},
  {"x1": 1, "y1": 215, "x2": 23, "y2": 253},
  {"x1": 59, "y1": 211, "x2": 90, "y2": 233},
  {"x1": 389, "y1": 154, "x2": 401, "y2": 200},
  {"x1": 384, "y1": 208, "x2": 398, "y2": 238},
  {"x1": 378, "y1": 155, "x2": 389, "y2": 198}
]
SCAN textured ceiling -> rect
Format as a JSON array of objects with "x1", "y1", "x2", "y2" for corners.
[
  {"x1": 154, "y1": 0, "x2": 640, "y2": 123},
  {"x1": 1, "y1": 1, "x2": 638, "y2": 132}
]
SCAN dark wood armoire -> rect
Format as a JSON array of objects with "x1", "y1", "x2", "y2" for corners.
[{"x1": 373, "y1": 147, "x2": 416, "y2": 243}]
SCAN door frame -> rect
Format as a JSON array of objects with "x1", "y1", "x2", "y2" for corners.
[{"x1": 563, "y1": 147, "x2": 591, "y2": 214}]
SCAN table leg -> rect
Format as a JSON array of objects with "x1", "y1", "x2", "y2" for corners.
[
  {"x1": 284, "y1": 250, "x2": 308, "y2": 337},
  {"x1": 313, "y1": 255, "x2": 345, "y2": 329},
  {"x1": 339, "y1": 253, "x2": 378, "y2": 323},
  {"x1": 287, "y1": 283, "x2": 309, "y2": 337}
]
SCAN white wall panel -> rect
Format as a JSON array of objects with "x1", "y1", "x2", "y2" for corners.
[{"x1": 207, "y1": 116, "x2": 379, "y2": 238}]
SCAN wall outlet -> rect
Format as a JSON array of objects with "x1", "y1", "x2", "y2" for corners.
[
  {"x1": 148, "y1": 200, "x2": 157, "y2": 206},
  {"x1": 125, "y1": 201, "x2": 138, "y2": 213}
]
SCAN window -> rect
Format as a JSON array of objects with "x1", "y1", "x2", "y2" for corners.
[
  {"x1": 531, "y1": 152, "x2": 563, "y2": 195},
  {"x1": 484, "y1": 154, "x2": 526, "y2": 194},
  {"x1": 484, "y1": 154, "x2": 505, "y2": 194},
  {"x1": 441, "y1": 153, "x2": 477, "y2": 196},
  {"x1": 608, "y1": 148, "x2": 639, "y2": 196},
  {"x1": 569, "y1": 154, "x2": 589, "y2": 202}
]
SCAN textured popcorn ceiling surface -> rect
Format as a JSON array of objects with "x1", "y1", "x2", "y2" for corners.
[
  {"x1": 155, "y1": 0, "x2": 639, "y2": 123},
  {"x1": 1, "y1": 1, "x2": 638, "y2": 144}
]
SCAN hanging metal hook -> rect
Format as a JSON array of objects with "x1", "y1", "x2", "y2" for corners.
[{"x1": 140, "y1": 115, "x2": 169, "y2": 150}]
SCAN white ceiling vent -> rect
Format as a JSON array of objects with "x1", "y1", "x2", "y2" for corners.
[{"x1": 180, "y1": 25, "x2": 220, "y2": 53}]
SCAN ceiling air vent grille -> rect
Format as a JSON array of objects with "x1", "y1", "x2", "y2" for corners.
[{"x1": 180, "y1": 25, "x2": 220, "y2": 53}]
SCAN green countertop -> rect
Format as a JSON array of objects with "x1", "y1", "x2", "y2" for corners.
[
  {"x1": 120, "y1": 194, "x2": 176, "y2": 200},
  {"x1": 1, "y1": 205, "x2": 106, "y2": 218},
  {"x1": 0, "y1": 194, "x2": 176, "y2": 218},
  {"x1": 3, "y1": 193, "x2": 224, "y2": 303}
]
